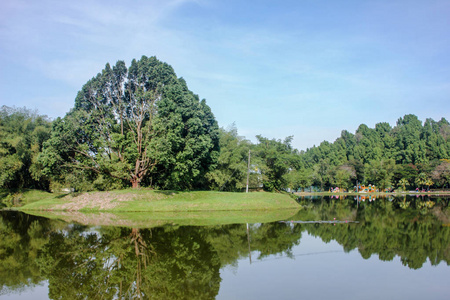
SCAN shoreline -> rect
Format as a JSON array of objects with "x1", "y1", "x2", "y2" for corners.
[
  {"x1": 3, "y1": 188, "x2": 450, "y2": 213},
  {"x1": 295, "y1": 191, "x2": 450, "y2": 197}
]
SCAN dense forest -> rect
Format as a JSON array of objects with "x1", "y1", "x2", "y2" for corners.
[
  {"x1": 1, "y1": 56, "x2": 449, "y2": 193},
  {"x1": 294, "y1": 114, "x2": 450, "y2": 192},
  {"x1": 209, "y1": 115, "x2": 450, "y2": 192}
]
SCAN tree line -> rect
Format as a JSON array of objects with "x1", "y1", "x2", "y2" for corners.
[
  {"x1": 1, "y1": 56, "x2": 449, "y2": 192},
  {"x1": 195, "y1": 114, "x2": 450, "y2": 192},
  {"x1": 296, "y1": 115, "x2": 450, "y2": 192}
]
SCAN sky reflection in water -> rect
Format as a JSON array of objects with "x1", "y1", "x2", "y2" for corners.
[{"x1": 218, "y1": 233, "x2": 449, "y2": 300}]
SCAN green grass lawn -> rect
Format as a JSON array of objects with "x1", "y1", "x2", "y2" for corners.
[
  {"x1": 16, "y1": 189, "x2": 300, "y2": 212},
  {"x1": 1, "y1": 189, "x2": 61, "y2": 208}
]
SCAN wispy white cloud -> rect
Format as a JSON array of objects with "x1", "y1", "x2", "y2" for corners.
[
  {"x1": 31, "y1": 58, "x2": 103, "y2": 87},
  {"x1": 1, "y1": 0, "x2": 449, "y2": 149},
  {"x1": 1, "y1": 0, "x2": 201, "y2": 83}
]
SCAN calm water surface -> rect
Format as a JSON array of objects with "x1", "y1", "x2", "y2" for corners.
[{"x1": 1, "y1": 195, "x2": 449, "y2": 299}]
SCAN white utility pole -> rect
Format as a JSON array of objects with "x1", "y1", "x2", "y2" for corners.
[{"x1": 246, "y1": 150, "x2": 251, "y2": 193}]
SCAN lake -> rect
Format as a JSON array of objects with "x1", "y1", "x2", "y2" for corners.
[{"x1": 1, "y1": 194, "x2": 449, "y2": 299}]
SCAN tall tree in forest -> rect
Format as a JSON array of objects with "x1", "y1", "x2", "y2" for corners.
[
  {"x1": 394, "y1": 114, "x2": 427, "y2": 164},
  {"x1": 332, "y1": 165, "x2": 356, "y2": 191},
  {"x1": 286, "y1": 168, "x2": 313, "y2": 192},
  {"x1": 364, "y1": 159, "x2": 395, "y2": 190},
  {"x1": 39, "y1": 56, "x2": 219, "y2": 190},
  {"x1": 254, "y1": 135, "x2": 294, "y2": 191},
  {"x1": 205, "y1": 125, "x2": 252, "y2": 191}
]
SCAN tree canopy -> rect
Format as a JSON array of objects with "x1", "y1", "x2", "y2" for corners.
[{"x1": 38, "y1": 56, "x2": 219, "y2": 190}]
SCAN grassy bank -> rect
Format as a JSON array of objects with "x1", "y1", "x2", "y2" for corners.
[
  {"x1": 16, "y1": 189, "x2": 300, "y2": 212},
  {"x1": 1, "y1": 189, "x2": 58, "y2": 208}
]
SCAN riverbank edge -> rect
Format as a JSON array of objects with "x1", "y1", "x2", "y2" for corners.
[
  {"x1": 10, "y1": 189, "x2": 301, "y2": 212},
  {"x1": 295, "y1": 191, "x2": 450, "y2": 197}
]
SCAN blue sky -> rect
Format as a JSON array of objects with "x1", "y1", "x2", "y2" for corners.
[{"x1": 1, "y1": 0, "x2": 449, "y2": 150}]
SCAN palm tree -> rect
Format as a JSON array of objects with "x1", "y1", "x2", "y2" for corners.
[
  {"x1": 415, "y1": 173, "x2": 427, "y2": 189},
  {"x1": 398, "y1": 178, "x2": 408, "y2": 191}
]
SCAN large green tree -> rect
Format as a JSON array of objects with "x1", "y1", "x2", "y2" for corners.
[
  {"x1": 331, "y1": 164, "x2": 356, "y2": 191},
  {"x1": 394, "y1": 114, "x2": 427, "y2": 164},
  {"x1": 39, "y1": 56, "x2": 219, "y2": 190}
]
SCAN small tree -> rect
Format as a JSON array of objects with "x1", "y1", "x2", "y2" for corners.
[
  {"x1": 415, "y1": 172, "x2": 427, "y2": 189},
  {"x1": 286, "y1": 169, "x2": 312, "y2": 192},
  {"x1": 205, "y1": 125, "x2": 251, "y2": 191},
  {"x1": 424, "y1": 178, "x2": 434, "y2": 191},
  {"x1": 398, "y1": 178, "x2": 408, "y2": 191}
]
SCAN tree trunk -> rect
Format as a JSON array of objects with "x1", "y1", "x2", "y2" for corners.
[{"x1": 131, "y1": 178, "x2": 140, "y2": 189}]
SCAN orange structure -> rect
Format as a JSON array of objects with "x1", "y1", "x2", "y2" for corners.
[{"x1": 357, "y1": 184, "x2": 377, "y2": 193}]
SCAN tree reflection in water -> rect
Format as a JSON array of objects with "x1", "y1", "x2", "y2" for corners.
[
  {"x1": 36, "y1": 226, "x2": 222, "y2": 299},
  {"x1": 0, "y1": 195, "x2": 449, "y2": 299},
  {"x1": 296, "y1": 195, "x2": 450, "y2": 269}
]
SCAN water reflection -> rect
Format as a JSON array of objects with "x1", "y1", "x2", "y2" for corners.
[
  {"x1": 0, "y1": 195, "x2": 449, "y2": 299},
  {"x1": 39, "y1": 226, "x2": 222, "y2": 299},
  {"x1": 295, "y1": 195, "x2": 450, "y2": 269}
]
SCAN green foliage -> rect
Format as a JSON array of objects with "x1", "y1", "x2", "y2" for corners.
[
  {"x1": 0, "y1": 106, "x2": 51, "y2": 190},
  {"x1": 286, "y1": 168, "x2": 313, "y2": 191},
  {"x1": 3, "y1": 94, "x2": 449, "y2": 194},
  {"x1": 415, "y1": 172, "x2": 434, "y2": 190},
  {"x1": 38, "y1": 56, "x2": 219, "y2": 190},
  {"x1": 254, "y1": 135, "x2": 296, "y2": 191},
  {"x1": 311, "y1": 159, "x2": 331, "y2": 190},
  {"x1": 296, "y1": 196, "x2": 450, "y2": 269},
  {"x1": 398, "y1": 178, "x2": 409, "y2": 191},
  {"x1": 0, "y1": 212, "x2": 58, "y2": 294},
  {"x1": 364, "y1": 159, "x2": 395, "y2": 190},
  {"x1": 205, "y1": 125, "x2": 252, "y2": 191},
  {"x1": 35, "y1": 225, "x2": 222, "y2": 299},
  {"x1": 332, "y1": 165, "x2": 356, "y2": 190},
  {"x1": 298, "y1": 115, "x2": 450, "y2": 191}
]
